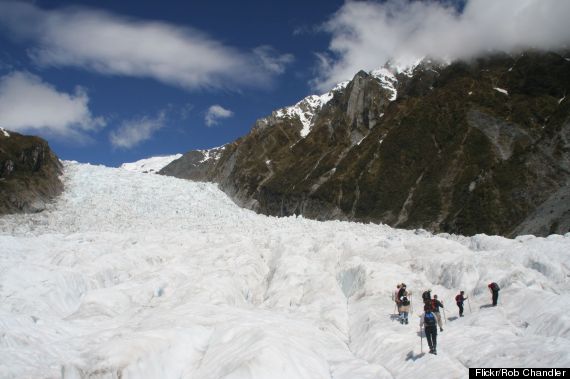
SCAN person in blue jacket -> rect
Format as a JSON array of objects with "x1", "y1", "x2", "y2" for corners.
[{"x1": 420, "y1": 303, "x2": 439, "y2": 355}]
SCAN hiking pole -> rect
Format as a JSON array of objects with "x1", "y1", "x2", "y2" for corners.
[
  {"x1": 410, "y1": 294, "x2": 414, "y2": 315},
  {"x1": 443, "y1": 307, "x2": 447, "y2": 324},
  {"x1": 467, "y1": 297, "x2": 472, "y2": 314},
  {"x1": 420, "y1": 323, "x2": 423, "y2": 354}
]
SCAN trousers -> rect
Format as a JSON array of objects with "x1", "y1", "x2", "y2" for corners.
[
  {"x1": 425, "y1": 326, "x2": 438, "y2": 350},
  {"x1": 492, "y1": 291, "x2": 499, "y2": 306}
]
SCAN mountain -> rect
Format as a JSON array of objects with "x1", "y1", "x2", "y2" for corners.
[
  {"x1": 160, "y1": 51, "x2": 570, "y2": 237},
  {"x1": 0, "y1": 128, "x2": 63, "y2": 214},
  {"x1": 159, "y1": 146, "x2": 225, "y2": 181}
]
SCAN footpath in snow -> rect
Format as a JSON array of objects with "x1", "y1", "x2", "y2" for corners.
[{"x1": 0, "y1": 162, "x2": 569, "y2": 379}]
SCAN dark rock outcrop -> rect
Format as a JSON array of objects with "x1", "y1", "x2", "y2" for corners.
[
  {"x1": 159, "y1": 146, "x2": 225, "y2": 181},
  {"x1": 0, "y1": 130, "x2": 63, "y2": 214},
  {"x1": 162, "y1": 51, "x2": 570, "y2": 237}
]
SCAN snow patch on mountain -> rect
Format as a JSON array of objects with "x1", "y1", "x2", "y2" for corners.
[
  {"x1": 274, "y1": 60, "x2": 426, "y2": 139},
  {"x1": 0, "y1": 127, "x2": 9, "y2": 137},
  {"x1": 120, "y1": 154, "x2": 182, "y2": 173},
  {"x1": 275, "y1": 90, "x2": 337, "y2": 138},
  {"x1": 494, "y1": 87, "x2": 509, "y2": 95},
  {"x1": 197, "y1": 145, "x2": 225, "y2": 163},
  {"x1": 370, "y1": 67, "x2": 398, "y2": 101}
]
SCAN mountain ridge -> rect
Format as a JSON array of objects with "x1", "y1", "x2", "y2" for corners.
[
  {"x1": 0, "y1": 129, "x2": 63, "y2": 214},
  {"x1": 161, "y1": 50, "x2": 570, "y2": 237}
]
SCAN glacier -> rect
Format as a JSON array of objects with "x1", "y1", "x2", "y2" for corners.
[{"x1": 0, "y1": 161, "x2": 569, "y2": 378}]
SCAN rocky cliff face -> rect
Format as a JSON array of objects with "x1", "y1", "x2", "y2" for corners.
[
  {"x1": 161, "y1": 51, "x2": 570, "y2": 237},
  {"x1": 0, "y1": 129, "x2": 63, "y2": 214}
]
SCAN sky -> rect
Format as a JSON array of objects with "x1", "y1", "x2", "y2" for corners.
[{"x1": 0, "y1": 0, "x2": 569, "y2": 167}]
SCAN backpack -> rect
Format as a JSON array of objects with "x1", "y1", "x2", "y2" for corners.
[
  {"x1": 489, "y1": 282, "x2": 500, "y2": 292},
  {"x1": 422, "y1": 291, "x2": 431, "y2": 301},
  {"x1": 431, "y1": 299, "x2": 439, "y2": 311},
  {"x1": 401, "y1": 296, "x2": 410, "y2": 306},
  {"x1": 455, "y1": 294, "x2": 462, "y2": 303},
  {"x1": 424, "y1": 312, "x2": 436, "y2": 327}
]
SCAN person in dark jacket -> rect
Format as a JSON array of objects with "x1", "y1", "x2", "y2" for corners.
[
  {"x1": 431, "y1": 294, "x2": 444, "y2": 331},
  {"x1": 455, "y1": 291, "x2": 467, "y2": 317},
  {"x1": 488, "y1": 282, "x2": 500, "y2": 306},
  {"x1": 420, "y1": 304, "x2": 438, "y2": 355},
  {"x1": 422, "y1": 289, "x2": 431, "y2": 305},
  {"x1": 398, "y1": 283, "x2": 407, "y2": 300}
]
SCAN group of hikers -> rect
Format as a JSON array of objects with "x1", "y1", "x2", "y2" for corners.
[{"x1": 393, "y1": 282, "x2": 501, "y2": 355}]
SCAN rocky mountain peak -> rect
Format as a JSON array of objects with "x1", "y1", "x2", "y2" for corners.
[
  {"x1": 161, "y1": 50, "x2": 570, "y2": 237},
  {"x1": 0, "y1": 130, "x2": 63, "y2": 214}
]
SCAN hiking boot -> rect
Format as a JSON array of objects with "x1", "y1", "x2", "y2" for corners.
[
  {"x1": 405, "y1": 319, "x2": 408, "y2": 324},
  {"x1": 429, "y1": 349, "x2": 435, "y2": 354},
  {"x1": 433, "y1": 349, "x2": 437, "y2": 355},
  {"x1": 440, "y1": 328, "x2": 443, "y2": 332}
]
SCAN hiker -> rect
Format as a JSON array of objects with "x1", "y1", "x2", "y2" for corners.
[
  {"x1": 399, "y1": 291, "x2": 411, "y2": 324},
  {"x1": 398, "y1": 283, "x2": 407, "y2": 300},
  {"x1": 420, "y1": 304, "x2": 438, "y2": 355},
  {"x1": 455, "y1": 291, "x2": 468, "y2": 317},
  {"x1": 488, "y1": 282, "x2": 500, "y2": 306},
  {"x1": 394, "y1": 284, "x2": 402, "y2": 306},
  {"x1": 422, "y1": 289, "x2": 431, "y2": 305},
  {"x1": 431, "y1": 294, "x2": 444, "y2": 331}
]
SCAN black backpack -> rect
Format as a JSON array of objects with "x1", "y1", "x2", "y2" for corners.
[
  {"x1": 490, "y1": 282, "x2": 500, "y2": 291},
  {"x1": 424, "y1": 312, "x2": 436, "y2": 327},
  {"x1": 401, "y1": 296, "x2": 410, "y2": 306},
  {"x1": 422, "y1": 291, "x2": 431, "y2": 301}
]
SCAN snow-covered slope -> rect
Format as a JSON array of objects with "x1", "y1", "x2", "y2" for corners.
[
  {"x1": 1, "y1": 162, "x2": 569, "y2": 378},
  {"x1": 120, "y1": 154, "x2": 182, "y2": 173}
]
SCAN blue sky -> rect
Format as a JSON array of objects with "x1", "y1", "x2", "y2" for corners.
[
  {"x1": 0, "y1": 0, "x2": 345, "y2": 166},
  {"x1": 0, "y1": 0, "x2": 568, "y2": 166}
]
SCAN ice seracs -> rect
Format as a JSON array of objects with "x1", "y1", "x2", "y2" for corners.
[
  {"x1": 1, "y1": 162, "x2": 569, "y2": 379},
  {"x1": 120, "y1": 154, "x2": 182, "y2": 173}
]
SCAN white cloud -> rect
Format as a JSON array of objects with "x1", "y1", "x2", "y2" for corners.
[
  {"x1": 109, "y1": 111, "x2": 166, "y2": 149},
  {"x1": 253, "y1": 46, "x2": 294, "y2": 75},
  {"x1": 205, "y1": 105, "x2": 233, "y2": 127},
  {"x1": 314, "y1": 0, "x2": 570, "y2": 91},
  {"x1": 0, "y1": 71, "x2": 104, "y2": 138},
  {"x1": 0, "y1": 2, "x2": 293, "y2": 91}
]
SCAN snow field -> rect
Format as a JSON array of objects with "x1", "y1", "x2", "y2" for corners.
[{"x1": 0, "y1": 162, "x2": 569, "y2": 378}]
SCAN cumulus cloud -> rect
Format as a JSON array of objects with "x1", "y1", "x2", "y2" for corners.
[
  {"x1": 314, "y1": 0, "x2": 570, "y2": 91},
  {"x1": 109, "y1": 111, "x2": 166, "y2": 149},
  {"x1": 205, "y1": 105, "x2": 233, "y2": 127},
  {"x1": 0, "y1": 2, "x2": 293, "y2": 90},
  {"x1": 0, "y1": 71, "x2": 104, "y2": 138}
]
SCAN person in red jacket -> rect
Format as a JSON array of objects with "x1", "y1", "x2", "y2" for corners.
[
  {"x1": 455, "y1": 291, "x2": 467, "y2": 317},
  {"x1": 488, "y1": 282, "x2": 500, "y2": 306},
  {"x1": 431, "y1": 294, "x2": 444, "y2": 331}
]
